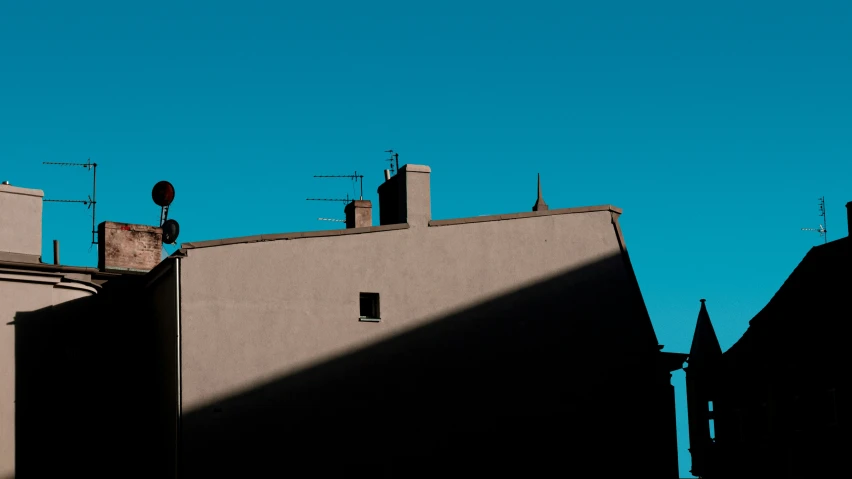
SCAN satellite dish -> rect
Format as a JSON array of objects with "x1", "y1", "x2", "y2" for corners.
[
  {"x1": 162, "y1": 219, "x2": 180, "y2": 244},
  {"x1": 152, "y1": 181, "x2": 175, "y2": 207}
]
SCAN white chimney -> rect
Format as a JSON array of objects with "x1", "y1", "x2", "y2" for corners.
[{"x1": 0, "y1": 183, "x2": 44, "y2": 262}]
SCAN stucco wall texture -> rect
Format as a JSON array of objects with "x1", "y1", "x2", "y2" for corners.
[
  {"x1": 170, "y1": 165, "x2": 677, "y2": 476},
  {"x1": 0, "y1": 184, "x2": 43, "y2": 258},
  {"x1": 0, "y1": 272, "x2": 97, "y2": 477},
  {"x1": 178, "y1": 209, "x2": 651, "y2": 410}
]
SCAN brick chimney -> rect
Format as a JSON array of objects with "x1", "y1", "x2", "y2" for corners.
[
  {"x1": 0, "y1": 182, "x2": 43, "y2": 263},
  {"x1": 377, "y1": 164, "x2": 431, "y2": 227},
  {"x1": 344, "y1": 200, "x2": 372, "y2": 228},
  {"x1": 98, "y1": 221, "x2": 163, "y2": 272}
]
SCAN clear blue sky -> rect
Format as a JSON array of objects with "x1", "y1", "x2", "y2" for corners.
[{"x1": 2, "y1": 1, "x2": 850, "y2": 475}]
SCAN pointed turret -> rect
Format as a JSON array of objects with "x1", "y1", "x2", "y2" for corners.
[
  {"x1": 688, "y1": 299, "x2": 722, "y2": 368},
  {"x1": 532, "y1": 173, "x2": 549, "y2": 212},
  {"x1": 685, "y1": 299, "x2": 723, "y2": 478}
]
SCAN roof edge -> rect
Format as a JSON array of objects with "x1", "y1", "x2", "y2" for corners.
[
  {"x1": 0, "y1": 184, "x2": 44, "y2": 198},
  {"x1": 181, "y1": 223, "x2": 410, "y2": 250},
  {"x1": 428, "y1": 204, "x2": 622, "y2": 227},
  {"x1": 0, "y1": 259, "x2": 120, "y2": 276}
]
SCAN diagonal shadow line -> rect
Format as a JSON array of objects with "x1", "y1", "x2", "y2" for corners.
[
  {"x1": 12, "y1": 253, "x2": 685, "y2": 478},
  {"x1": 177, "y1": 252, "x2": 682, "y2": 478}
]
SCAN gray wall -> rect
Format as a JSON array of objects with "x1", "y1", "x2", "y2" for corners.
[
  {"x1": 0, "y1": 271, "x2": 97, "y2": 478},
  {"x1": 176, "y1": 208, "x2": 676, "y2": 477},
  {"x1": 179, "y1": 210, "x2": 650, "y2": 410},
  {"x1": 0, "y1": 184, "x2": 43, "y2": 259}
]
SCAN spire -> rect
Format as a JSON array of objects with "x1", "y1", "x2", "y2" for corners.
[
  {"x1": 532, "y1": 173, "x2": 549, "y2": 212},
  {"x1": 688, "y1": 299, "x2": 722, "y2": 368}
]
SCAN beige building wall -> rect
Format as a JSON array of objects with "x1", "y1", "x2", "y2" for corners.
[
  {"x1": 178, "y1": 208, "x2": 647, "y2": 411},
  {"x1": 173, "y1": 165, "x2": 683, "y2": 477},
  {"x1": 0, "y1": 270, "x2": 98, "y2": 478},
  {"x1": 0, "y1": 184, "x2": 43, "y2": 260}
]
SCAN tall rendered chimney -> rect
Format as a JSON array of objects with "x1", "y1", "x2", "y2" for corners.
[
  {"x1": 0, "y1": 183, "x2": 43, "y2": 263},
  {"x1": 377, "y1": 164, "x2": 431, "y2": 227}
]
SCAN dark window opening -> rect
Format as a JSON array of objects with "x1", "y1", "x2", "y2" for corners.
[
  {"x1": 360, "y1": 293, "x2": 380, "y2": 322},
  {"x1": 708, "y1": 400, "x2": 716, "y2": 442}
]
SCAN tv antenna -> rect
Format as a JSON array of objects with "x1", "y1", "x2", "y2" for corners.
[
  {"x1": 306, "y1": 192, "x2": 355, "y2": 204},
  {"x1": 42, "y1": 159, "x2": 98, "y2": 245},
  {"x1": 306, "y1": 192, "x2": 352, "y2": 223},
  {"x1": 384, "y1": 150, "x2": 399, "y2": 176},
  {"x1": 311, "y1": 171, "x2": 364, "y2": 200},
  {"x1": 801, "y1": 196, "x2": 827, "y2": 244}
]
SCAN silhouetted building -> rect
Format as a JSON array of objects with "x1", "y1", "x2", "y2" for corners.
[
  {"x1": 685, "y1": 203, "x2": 851, "y2": 478},
  {"x1": 3, "y1": 166, "x2": 688, "y2": 478}
]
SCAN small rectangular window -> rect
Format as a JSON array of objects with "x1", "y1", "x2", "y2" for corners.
[
  {"x1": 359, "y1": 293, "x2": 380, "y2": 322},
  {"x1": 709, "y1": 418, "x2": 716, "y2": 442}
]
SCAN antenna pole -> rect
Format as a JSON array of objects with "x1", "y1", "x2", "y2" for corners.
[
  {"x1": 91, "y1": 161, "x2": 97, "y2": 245},
  {"x1": 384, "y1": 150, "x2": 395, "y2": 176},
  {"x1": 395, "y1": 153, "x2": 399, "y2": 172},
  {"x1": 42, "y1": 159, "x2": 99, "y2": 245},
  {"x1": 311, "y1": 172, "x2": 364, "y2": 201}
]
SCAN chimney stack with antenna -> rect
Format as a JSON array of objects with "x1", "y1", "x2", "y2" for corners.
[
  {"x1": 344, "y1": 200, "x2": 372, "y2": 229},
  {"x1": 377, "y1": 163, "x2": 431, "y2": 227}
]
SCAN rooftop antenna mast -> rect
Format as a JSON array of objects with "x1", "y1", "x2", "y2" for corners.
[
  {"x1": 306, "y1": 193, "x2": 352, "y2": 223},
  {"x1": 801, "y1": 196, "x2": 827, "y2": 244},
  {"x1": 307, "y1": 170, "x2": 364, "y2": 223},
  {"x1": 384, "y1": 150, "x2": 398, "y2": 176},
  {"x1": 42, "y1": 159, "x2": 98, "y2": 245},
  {"x1": 311, "y1": 171, "x2": 364, "y2": 200},
  {"x1": 305, "y1": 193, "x2": 353, "y2": 203}
]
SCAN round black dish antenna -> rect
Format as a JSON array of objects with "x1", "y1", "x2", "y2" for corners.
[
  {"x1": 162, "y1": 219, "x2": 180, "y2": 244},
  {"x1": 152, "y1": 181, "x2": 175, "y2": 207}
]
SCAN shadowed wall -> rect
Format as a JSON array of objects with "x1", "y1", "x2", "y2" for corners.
[{"x1": 177, "y1": 209, "x2": 682, "y2": 477}]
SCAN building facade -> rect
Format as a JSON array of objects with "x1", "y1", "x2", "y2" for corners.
[
  {"x1": 0, "y1": 183, "x2": 107, "y2": 478},
  {"x1": 3, "y1": 165, "x2": 688, "y2": 478}
]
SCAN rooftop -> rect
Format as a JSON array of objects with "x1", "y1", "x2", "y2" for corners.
[{"x1": 180, "y1": 204, "x2": 623, "y2": 250}]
